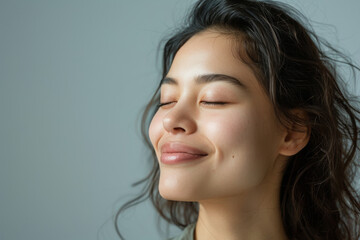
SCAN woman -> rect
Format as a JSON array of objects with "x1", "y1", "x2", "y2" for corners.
[{"x1": 116, "y1": 0, "x2": 360, "y2": 239}]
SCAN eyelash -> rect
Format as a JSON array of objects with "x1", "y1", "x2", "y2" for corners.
[
  {"x1": 157, "y1": 101, "x2": 227, "y2": 108},
  {"x1": 157, "y1": 102, "x2": 175, "y2": 108},
  {"x1": 201, "y1": 101, "x2": 227, "y2": 105}
]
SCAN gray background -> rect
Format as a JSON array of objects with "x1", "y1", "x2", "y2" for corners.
[{"x1": 0, "y1": 0, "x2": 359, "y2": 240}]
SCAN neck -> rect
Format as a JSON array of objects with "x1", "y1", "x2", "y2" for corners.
[{"x1": 194, "y1": 182, "x2": 287, "y2": 240}]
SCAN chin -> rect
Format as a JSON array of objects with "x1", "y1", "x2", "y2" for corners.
[
  {"x1": 158, "y1": 182, "x2": 197, "y2": 202},
  {"x1": 159, "y1": 186, "x2": 186, "y2": 201},
  {"x1": 159, "y1": 190, "x2": 191, "y2": 202}
]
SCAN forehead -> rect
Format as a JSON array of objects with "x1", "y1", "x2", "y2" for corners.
[{"x1": 166, "y1": 30, "x2": 260, "y2": 90}]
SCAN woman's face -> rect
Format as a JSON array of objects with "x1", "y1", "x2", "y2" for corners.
[{"x1": 149, "y1": 30, "x2": 287, "y2": 201}]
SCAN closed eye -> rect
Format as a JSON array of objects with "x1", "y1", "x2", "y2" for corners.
[
  {"x1": 200, "y1": 101, "x2": 227, "y2": 105},
  {"x1": 158, "y1": 101, "x2": 227, "y2": 108},
  {"x1": 157, "y1": 101, "x2": 176, "y2": 108}
]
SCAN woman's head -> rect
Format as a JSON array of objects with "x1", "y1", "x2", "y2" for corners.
[
  {"x1": 149, "y1": 29, "x2": 309, "y2": 202},
  {"x1": 116, "y1": 1, "x2": 360, "y2": 239}
]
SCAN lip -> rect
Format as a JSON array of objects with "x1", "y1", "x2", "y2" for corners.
[{"x1": 160, "y1": 142, "x2": 208, "y2": 165}]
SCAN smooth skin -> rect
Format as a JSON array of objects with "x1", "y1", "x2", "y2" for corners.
[{"x1": 149, "y1": 29, "x2": 309, "y2": 240}]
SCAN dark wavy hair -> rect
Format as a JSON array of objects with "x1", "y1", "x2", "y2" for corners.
[{"x1": 115, "y1": 0, "x2": 360, "y2": 239}]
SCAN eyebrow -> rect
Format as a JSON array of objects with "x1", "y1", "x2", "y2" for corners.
[{"x1": 160, "y1": 73, "x2": 247, "y2": 89}]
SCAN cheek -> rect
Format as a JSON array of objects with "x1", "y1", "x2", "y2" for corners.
[
  {"x1": 201, "y1": 110, "x2": 249, "y2": 152},
  {"x1": 202, "y1": 106, "x2": 279, "y2": 159},
  {"x1": 199, "y1": 108, "x2": 275, "y2": 191}
]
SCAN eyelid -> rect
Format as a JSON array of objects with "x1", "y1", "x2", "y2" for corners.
[
  {"x1": 157, "y1": 101, "x2": 176, "y2": 108},
  {"x1": 200, "y1": 101, "x2": 227, "y2": 105},
  {"x1": 158, "y1": 101, "x2": 228, "y2": 108}
]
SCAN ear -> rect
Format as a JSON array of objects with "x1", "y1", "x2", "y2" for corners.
[{"x1": 278, "y1": 110, "x2": 311, "y2": 157}]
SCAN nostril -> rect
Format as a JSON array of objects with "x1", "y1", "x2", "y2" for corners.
[
  {"x1": 173, "y1": 127, "x2": 186, "y2": 132},
  {"x1": 162, "y1": 111, "x2": 197, "y2": 134}
]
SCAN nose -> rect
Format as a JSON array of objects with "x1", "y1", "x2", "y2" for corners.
[{"x1": 162, "y1": 102, "x2": 197, "y2": 135}]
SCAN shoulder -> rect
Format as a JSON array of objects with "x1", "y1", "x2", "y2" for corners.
[{"x1": 167, "y1": 223, "x2": 196, "y2": 240}]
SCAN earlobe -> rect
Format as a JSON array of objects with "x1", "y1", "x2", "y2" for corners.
[{"x1": 279, "y1": 112, "x2": 311, "y2": 157}]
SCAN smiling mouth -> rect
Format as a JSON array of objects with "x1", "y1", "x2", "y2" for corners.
[
  {"x1": 160, "y1": 142, "x2": 208, "y2": 164},
  {"x1": 160, "y1": 152, "x2": 208, "y2": 164}
]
